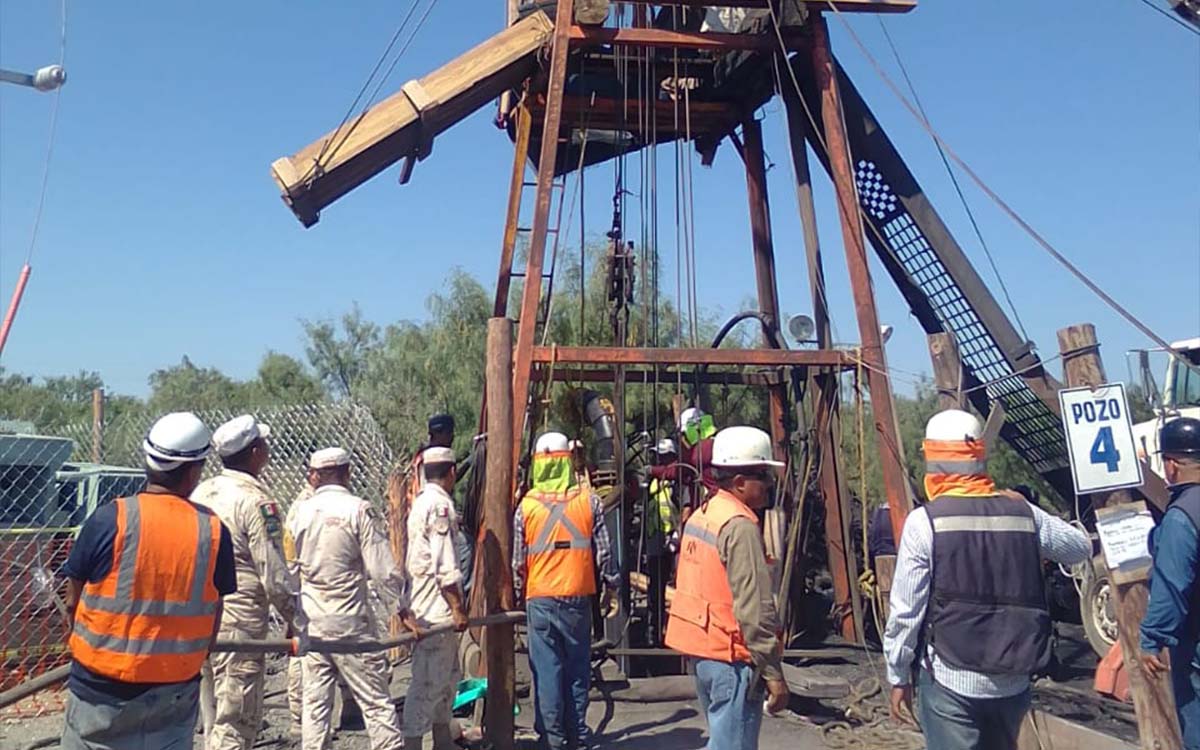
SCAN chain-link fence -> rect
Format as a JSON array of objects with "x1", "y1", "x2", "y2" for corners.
[{"x1": 0, "y1": 402, "x2": 395, "y2": 715}]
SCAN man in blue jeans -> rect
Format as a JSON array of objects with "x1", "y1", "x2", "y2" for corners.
[
  {"x1": 884, "y1": 409, "x2": 1090, "y2": 749},
  {"x1": 513, "y1": 432, "x2": 620, "y2": 749},
  {"x1": 1141, "y1": 417, "x2": 1200, "y2": 747},
  {"x1": 664, "y1": 426, "x2": 789, "y2": 750}
]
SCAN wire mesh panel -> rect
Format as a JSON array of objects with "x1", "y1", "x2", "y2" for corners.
[{"x1": 0, "y1": 402, "x2": 394, "y2": 715}]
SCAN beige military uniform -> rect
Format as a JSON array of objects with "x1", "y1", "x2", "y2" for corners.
[
  {"x1": 293, "y1": 483, "x2": 407, "y2": 750},
  {"x1": 403, "y1": 483, "x2": 464, "y2": 737},
  {"x1": 193, "y1": 469, "x2": 301, "y2": 750}
]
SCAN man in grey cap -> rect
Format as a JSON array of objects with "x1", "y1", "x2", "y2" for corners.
[
  {"x1": 194, "y1": 415, "x2": 304, "y2": 750},
  {"x1": 293, "y1": 447, "x2": 408, "y2": 750}
]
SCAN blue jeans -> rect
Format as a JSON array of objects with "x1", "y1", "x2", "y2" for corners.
[
  {"x1": 917, "y1": 669, "x2": 1030, "y2": 750},
  {"x1": 1169, "y1": 646, "x2": 1200, "y2": 748},
  {"x1": 692, "y1": 659, "x2": 763, "y2": 750},
  {"x1": 61, "y1": 679, "x2": 199, "y2": 750},
  {"x1": 527, "y1": 596, "x2": 593, "y2": 749}
]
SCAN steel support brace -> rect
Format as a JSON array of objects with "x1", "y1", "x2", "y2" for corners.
[
  {"x1": 510, "y1": 0, "x2": 574, "y2": 476},
  {"x1": 810, "y1": 17, "x2": 913, "y2": 545}
]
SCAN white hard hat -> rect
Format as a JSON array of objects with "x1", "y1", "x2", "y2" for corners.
[
  {"x1": 711, "y1": 426, "x2": 784, "y2": 468},
  {"x1": 655, "y1": 438, "x2": 677, "y2": 455},
  {"x1": 309, "y1": 447, "x2": 351, "y2": 469},
  {"x1": 679, "y1": 407, "x2": 705, "y2": 430},
  {"x1": 143, "y1": 412, "x2": 212, "y2": 472},
  {"x1": 422, "y1": 446, "x2": 455, "y2": 465},
  {"x1": 925, "y1": 409, "x2": 983, "y2": 442},
  {"x1": 212, "y1": 414, "x2": 271, "y2": 457},
  {"x1": 534, "y1": 432, "x2": 570, "y2": 454}
]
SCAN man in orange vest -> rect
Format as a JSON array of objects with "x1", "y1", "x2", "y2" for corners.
[
  {"x1": 61, "y1": 412, "x2": 237, "y2": 749},
  {"x1": 513, "y1": 431, "x2": 620, "y2": 750},
  {"x1": 665, "y1": 426, "x2": 789, "y2": 750}
]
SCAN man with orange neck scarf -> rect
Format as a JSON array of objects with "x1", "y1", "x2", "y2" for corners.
[
  {"x1": 883, "y1": 409, "x2": 1089, "y2": 750},
  {"x1": 513, "y1": 432, "x2": 621, "y2": 750}
]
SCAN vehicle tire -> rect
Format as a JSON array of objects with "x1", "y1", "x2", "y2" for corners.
[{"x1": 1080, "y1": 555, "x2": 1119, "y2": 657}]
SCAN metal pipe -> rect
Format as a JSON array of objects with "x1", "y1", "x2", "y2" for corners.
[
  {"x1": 0, "y1": 662, "x2": 69, "y2": 710},
  {"x1": 0, "y1": 263, "x2": 32, "y2": 357},
  {"x1": 211, "y1": 611, "x2": 525, "y2": 654},
  {"x1": 0, "y1": 612, "x2": 526, "y2": 709}
]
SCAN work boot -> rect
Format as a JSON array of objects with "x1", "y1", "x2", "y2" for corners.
[
  {"x1": 432, "y1": 723, "x2": 456, "y2": 750},
  {"x1": 405, "y1": 735, "x2": 425, "y2": 750}
]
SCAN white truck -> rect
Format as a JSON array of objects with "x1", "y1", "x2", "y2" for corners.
[
  {"x1": 1077, "y1": 338, "x2": 1200, "y2": 655},
  {"x1": 1130, "y1": 337, "x2": 1200, "y2": 478}
]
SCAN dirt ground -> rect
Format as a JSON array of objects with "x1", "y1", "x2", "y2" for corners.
[
  {"x1": 0, "y1": 624, "x2": 1131, "y2": 750},
  {"x1": 0, "y1": 655, "x2": 832, "y2": 750}
]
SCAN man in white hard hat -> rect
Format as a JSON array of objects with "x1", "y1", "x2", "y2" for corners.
[
  {"x1": 193, "y1": 415, "x2": 305, "y2": 750},
  {"x1": 400, "y1": 446, "x2": 469, "y2": 750},
  {"x1": 664, "y1": 426, "x2": 788, "y2": 750},
  {"x1": 883, "y1": 409, "x2": 1090, "y2": 750},
  {"x1": 513, "y1": 431, "x2": 621, "y2": 750},
  {"x1": 61, "y1": 413, "x2": 237, "y2": 750},
  {"x1": 292, "y1": 447, "x2": 407, "y2": 750}
]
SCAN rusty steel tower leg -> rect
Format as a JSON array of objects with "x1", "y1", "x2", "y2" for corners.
[
  {"x1": 811, "y1": 16, "x2": 912, "y2": 545},
  {"x1": 493, "y1": 103, "x2": 533, "y2": 318},
  {"x1": 510, "y1": 0, "x2": 574, "y2": 476},
  {"x1": 781, "y1": 79, "x2": 863, "y2": 643},
  {"x1": 740, "y1": 117, "x2": 789, "y2": 462}
]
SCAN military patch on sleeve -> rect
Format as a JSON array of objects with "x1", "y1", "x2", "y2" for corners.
[
  {"x1": 260, "y1": 502, "x2": 283, "y2": 538},
  {"x1": 432, "y1": 502, "x2": 452, "y2": 535}
]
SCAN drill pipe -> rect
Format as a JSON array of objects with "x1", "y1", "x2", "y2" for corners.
[
  {"x1": 211, "y1": 611, "x2": 525, "y2": 654},
  {"x1": 0, "y1": 611, "x2": 525, "y2": 709}
]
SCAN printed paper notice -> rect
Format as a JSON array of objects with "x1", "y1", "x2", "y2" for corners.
[{"x1": 1095, "y1": 508, "x2": 1155, "y2": 570}]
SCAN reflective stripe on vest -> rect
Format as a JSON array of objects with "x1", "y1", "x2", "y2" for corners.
[
  {"x1": 69, "y1": 494, "x2": 221, "y2": 683},
  {"x1": 664, "y1": 491, "x2": 756, "y2": 663},
  {"x1": 521, "y1": 489, "x2": 596, "y2": 599}
]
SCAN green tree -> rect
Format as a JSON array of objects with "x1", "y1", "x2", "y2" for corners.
[
  {"x1": 147, "y1": 356, "x2": 252, "y2": 413},
  {"x1": 251, "y1": 352, "x2": 324, "y2": 405},
  {"x1": 302, "y1": 304, "x2": 380, "y2": 399}
]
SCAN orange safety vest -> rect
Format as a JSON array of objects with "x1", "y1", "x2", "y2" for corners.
[
  {"x1": 69, "y1": 493, "x2": 222, "y2": 683},
  {"x1": 665, "y1": 491, "x2": 757, "y2": 663},
  {"x1": 520, "y1": 488, "x2": 596, "y2": 600}
]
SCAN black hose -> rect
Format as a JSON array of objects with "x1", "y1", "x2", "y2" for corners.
[{"x1": 709, "y1": 310, "x2": 786, "y2": 350}]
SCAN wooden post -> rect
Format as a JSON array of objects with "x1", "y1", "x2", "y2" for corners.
[
  {"x1": 91, "y1": 388, "x2": 104, "y2": 463},
  {"x1": 483, "y1": 318, "x2": 516, "y2": 748},
  {"x1": 928, "y1": 333, "x2": 967, "y2": 410},
  {"x1": 781, "y1": 76, "x2": 862, "y2": 642},
  {"x1": 810, "y1": 15, "x2": 913, "y2": 548},
  {"x1": 1057, "y1": 322, "x2": 1181, "y2": 749}
]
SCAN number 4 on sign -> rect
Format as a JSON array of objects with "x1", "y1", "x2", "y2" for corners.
[{"x1": 1090, "y1": 426, "x2": 1121, "y2": 473}]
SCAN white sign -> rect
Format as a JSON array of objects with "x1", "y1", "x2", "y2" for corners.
[
  {"x1": 1058, "y1": 382, "x2": 1144, "y2": 494},
  {"x1": 1095, "y1": 507, "x2": 1155, "y2": 570}
]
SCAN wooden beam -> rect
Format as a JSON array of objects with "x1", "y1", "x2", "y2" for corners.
[
  {"x1": 928, "y1": 333, "x2": 967, "y2": 410},
  {"x1": 1057, "y1": 323, "x2": 1182, "y2": 750},
  {"x1": 568, "y1": 25, "x2": 803, "y2": 51},
  {"x1": 272, "y1": 12, "x2": 554, "y2": 226},
  {"x1": 482, "y1": 318, "x2": 516, "y2": 749},
  {"x1": 530, "y1": 346, "x2": 854, "y2": 367},
  {"x1": 1018, "y1": 710, "x2": 1136, "y2": 750},
  {"x1": 529, "y1": 94, "x2": 740, "y2": 136}
]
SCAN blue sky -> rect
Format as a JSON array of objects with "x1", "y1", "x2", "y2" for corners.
[{"x1": 1, "y1": 0, "x2": 1197, "y2": 399}]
